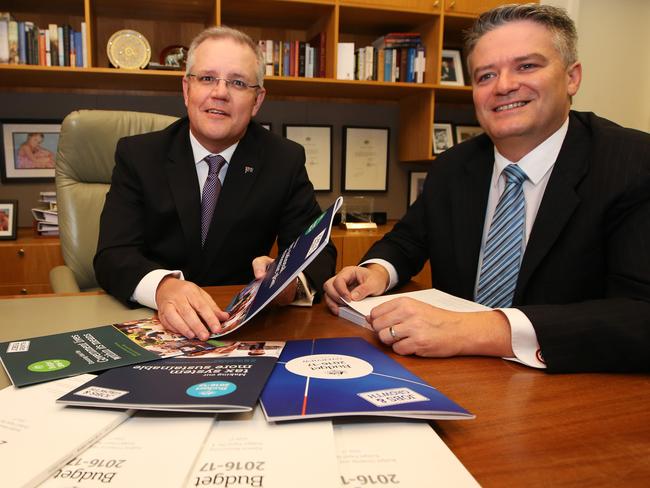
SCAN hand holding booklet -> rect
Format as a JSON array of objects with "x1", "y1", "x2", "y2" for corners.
[
  {"x1": 339, "y1": 288, "x2": 490, "y2": 328},
  {"x1": 212, "y1": 196, "x2": 343, "y2": 337}
]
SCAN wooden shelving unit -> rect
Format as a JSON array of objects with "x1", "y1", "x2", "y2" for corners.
[{"x1": 0, "y1": 0, "x2": 527, "y2": 162}]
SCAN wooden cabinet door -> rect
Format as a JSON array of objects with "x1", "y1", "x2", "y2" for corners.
[{"x1": 445, "y1": 0, "x2": 525, "y2": 15}]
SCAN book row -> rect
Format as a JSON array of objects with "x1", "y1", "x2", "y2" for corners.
[
  {"x1": 0, "y1": 14, "x2": 88, "y2": 68},
  {"x1": 258, "y1": 33, "x2": 326, "y2": 78},
  {"x1": 337, "y1": 33, "x2": 426, "y2": 83}
]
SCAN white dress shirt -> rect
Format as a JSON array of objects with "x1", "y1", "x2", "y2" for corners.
[{"x1": 366, "y1": 117, "x2": 570, "y2": 369}]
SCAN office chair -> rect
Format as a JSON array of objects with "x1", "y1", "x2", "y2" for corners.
[{"x1": 50, "y1": 109, "x2": 178, "y2": 293}]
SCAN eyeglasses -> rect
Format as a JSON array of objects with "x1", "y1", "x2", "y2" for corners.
[{"x1": 186, "y1": 73, "x2": 261, "y2": 91}]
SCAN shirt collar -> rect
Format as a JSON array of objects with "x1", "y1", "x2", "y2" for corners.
[
  {"x1": 493, "y1": 117, "x2": 569, "y2": 185},
  {"x1": 189, "y1": 130, "x2": 239, "y2": 167}
]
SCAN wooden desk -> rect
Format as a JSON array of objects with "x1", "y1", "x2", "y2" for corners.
[{"x1": 1, "y1": 287, "x2": 648, "y2": 487}]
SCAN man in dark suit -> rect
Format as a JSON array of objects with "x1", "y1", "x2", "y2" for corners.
[
  {"x1": 324, "y1": 4, "x2": 650, "y2": 373},
  {"x1": 95, "y1": 26, "x2": 336, "y2": 340}
]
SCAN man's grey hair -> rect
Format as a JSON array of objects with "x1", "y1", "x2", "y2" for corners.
[
  {"x1": 464, "y1": 3, "x2": 578, "y2": 69},
  {"x1": 185, "y1": 26, "x2": 265, "y2": 87}
]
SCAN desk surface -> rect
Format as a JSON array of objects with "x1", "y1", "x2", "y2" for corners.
[{"x1": 1, "y1": 287, "x2": 648, "y2": 487}]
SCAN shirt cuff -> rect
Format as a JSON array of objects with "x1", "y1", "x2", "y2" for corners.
[
  {"x1": 291, "y1": 272, "x2": 315, "y2": 307},
  {"x1": 500, "y1": 307, "x2": 546, "y2": 369},
  {"x1": 131, "y1": 269, "x2": 184, "y2": 310},
  {"x1": 359, "y1": 258, "x2": 398, "y2": 292}
]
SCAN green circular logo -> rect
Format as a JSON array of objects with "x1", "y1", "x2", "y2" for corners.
[{"x1": 27, "y1": 359, "x2": 71, "y2": 373}]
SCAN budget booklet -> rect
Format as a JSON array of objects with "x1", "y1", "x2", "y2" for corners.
[
  {"x1": 212, "y1": 196, "x2": 343, "y2": 338},
  {"x1": 57, "y1": 341, "x2": 285, "y2": 413},
  {"x1": 260, "y1": 337, "x2": 474, "y2": 421},
  {"x1": 0, "y1": 318, "x2": 223, "y2": 387}
]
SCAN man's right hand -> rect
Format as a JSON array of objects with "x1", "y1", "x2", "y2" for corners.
[
  {"x1": 155, "y1": 276, "x2": 229, "y2": 341},
  {"x1": 323, "y1": 264, "x2": 389, "y2": 315}
]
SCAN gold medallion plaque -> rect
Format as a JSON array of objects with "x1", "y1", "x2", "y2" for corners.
[{"x1": 106, "y1": 29, "x2": 151, "y2": 69}]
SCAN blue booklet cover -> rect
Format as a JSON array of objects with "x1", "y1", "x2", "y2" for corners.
[
  {"x1": 213, "y1": 197, "x2": 343, "y2": 337},
  {"x1": 57, "y1": 341, "x2": 284, "y2": 413},
  {"x1": 260, "y1": 337, "x2": 474, "y2": 421}
]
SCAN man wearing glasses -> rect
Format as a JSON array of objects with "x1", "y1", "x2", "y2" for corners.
[{"x1": 95, "y1": 26, "x2": 336, "y2": 340}]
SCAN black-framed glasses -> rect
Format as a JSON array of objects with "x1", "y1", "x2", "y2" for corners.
[{"x1": 186, "y1": 73, "x2": 261, "y2": 91}]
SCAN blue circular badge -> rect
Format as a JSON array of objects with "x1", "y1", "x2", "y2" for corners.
[{"x1": 186, "y1": 381, "x2": 237, "y2": 398}]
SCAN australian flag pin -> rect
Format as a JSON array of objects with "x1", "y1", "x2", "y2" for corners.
[{"x1": 244, "y1": 165, "x2": 254, "y2": 174}]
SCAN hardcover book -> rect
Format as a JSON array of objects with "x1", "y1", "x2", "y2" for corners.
[
  {"x1": 57, "y1": 341, "x2": 285, "y2": 413},
  {"x1": 260, "y1": 337, "x2": 474, "y2": 421},
  {"x1": 0, "y1": 318, "x2": 220, "y2": 387},
  {"x1": 212, "y1": 197, "x2": 342, "y2": 338}
]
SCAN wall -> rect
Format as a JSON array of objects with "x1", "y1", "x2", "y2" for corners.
[
  {"x1": 544, "y1": 0, "x2": 650, "y2": 132},
  {"x1": 0, "y1": 91, "x2": 440, "y2": 227}
]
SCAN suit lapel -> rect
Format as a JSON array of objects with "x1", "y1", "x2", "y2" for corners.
[
  {"x1": 164, "y1": 122, "x2": 203, "y2": 262},
  {"x1": 201, "y1": 125, "x2": 262, "y2": 272},
  {"x1": 453, "y1": 138, "x2": 494, "y2": 298},
  {"x1": 516, "y1": 114, "x2": 590, "y2": 300}
]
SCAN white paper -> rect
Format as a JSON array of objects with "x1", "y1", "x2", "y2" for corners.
[
  {"x1": 344, "y1": 127, "x2": 388, "y2": 191},
  {"x1": 186, "y1": 408, "x2": 339, "y2": 488},
  {"x1": 334, "y1": 422, "x2": 479, "y2": 487},
  {"x1": 341, "y1": 288, "x2": 490, "y2": 327},
  {"x1": 285, "y1": 126, "x2": 331, "y2": 190},
  {"x1": 0, "y1": 375, "x2": 131, "y2": 488},
  {"x1": 40, "y1": 412, "x2": 214, "y2": 487}
]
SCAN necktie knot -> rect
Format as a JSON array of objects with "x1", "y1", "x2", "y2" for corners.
[
  {"x1": 503, "y1": 164, "x2": 527, "y2": 187},
  {"x1": 205, "y1": 154, "x2": 226, "y2": 176}
]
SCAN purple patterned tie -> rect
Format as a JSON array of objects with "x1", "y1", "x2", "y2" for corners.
[{"x1": 201, "y1": 154, "x2": 226, "y2": 246}]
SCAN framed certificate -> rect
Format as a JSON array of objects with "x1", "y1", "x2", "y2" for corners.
[
  {"x1": 342, "y1": 126, "x2": 389, "y2": 192},
  {"x1": 284, "y1": 124, "x2": 332, "y2": 191}
]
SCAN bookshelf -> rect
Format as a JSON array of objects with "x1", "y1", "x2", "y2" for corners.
[{"x1": 0, "y1": 0, "x2": 528, "y2": 162}]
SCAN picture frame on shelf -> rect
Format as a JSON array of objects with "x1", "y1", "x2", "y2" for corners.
[
  {"x1": 455, "y1": 125, "x2": 484, "y2": 143},
  {"x1": 408, "y1": 171, "x2": 427, "y2": 207},
  {"x1": 432, "y1": 123, "x2": 454, "y2": 155},
  {"x1": 440, "y1": 49, "x2": 464, "y2": 86},
  {"x1": 0, "y1": 200, "x2": 18, "y2": 240},
  {"x1": 342, "y1": 126, "x2": 390, "y2": 192},
  {"x1": 284, "y1": 124, "x2": 332, "y2": 191},
  {"x1": 1, "y1": 120, "x2": 61, "y2": 182}
]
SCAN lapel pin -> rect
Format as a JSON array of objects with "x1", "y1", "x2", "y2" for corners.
[{"x1": 244, "y1": 166, "x2": 254, "y2": 174}]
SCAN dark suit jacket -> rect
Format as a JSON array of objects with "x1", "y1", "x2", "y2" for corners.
[
  {"x1": 365, "y1": 111, "x2": 650, "y2": 373},
  {"x1": 95, "y1": 118, "x2": 336, "y2": 305}
]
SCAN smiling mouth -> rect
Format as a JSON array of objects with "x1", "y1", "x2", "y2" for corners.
[
  {"x1": 494, "y1": 101, "x2": 529, "y2": 112},
  {"x1": 206, "y1": 109, "x2": 227, "y2": 116}
]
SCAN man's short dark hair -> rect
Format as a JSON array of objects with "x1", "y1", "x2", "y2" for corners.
[{"x1": 464, "y1": 3, "x2": 578, "y2": 69}]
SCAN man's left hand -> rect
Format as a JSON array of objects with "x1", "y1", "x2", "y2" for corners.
[
  {"x1": 252, "y1": 256, "x2": 297, "y2": 305},
  {"x1": 368, "y1": 297, "x2": 514, "y2": 358}
]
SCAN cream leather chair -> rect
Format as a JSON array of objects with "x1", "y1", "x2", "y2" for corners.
[{"x1": 50, "y1": 110, "x2": 178, "y2": 293}]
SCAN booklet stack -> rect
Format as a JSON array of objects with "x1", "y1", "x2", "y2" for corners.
[{"x1": 31, "y1": 190, "x2": 58, "y2": 236}]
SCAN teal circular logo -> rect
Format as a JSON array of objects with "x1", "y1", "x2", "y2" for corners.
[
  {"x1": 27, "y1": 359, "x2": 71, "y2": 373},
  {"x1": 186, "y1": 381, "x2": 237, "y2": 398}
]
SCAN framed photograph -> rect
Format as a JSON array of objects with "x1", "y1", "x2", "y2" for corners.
[
  {"x1": 1, "y1": 120, "x2": 61, "y2": 182},
  {"x1": 440, "y1": 49, "x2": 464, "y2": 86},
  {"x1": 342, "y1": 126, "x2": 389, "y2": 192},
  {"x1": 284, "y1": 124, "x2": 332, "y2": 191},
  {"x1": 432, "y1": 123, "x2": 454, "y2": 155},
  {"x1": 0, "y1": 200, "x2": 18, "y2": 240},
  {"x1": 455, "y1": 125, "x2": 484, "y2": 143},
  {"x1": 408, "y1": 171, "x2": 427, "y2": 207}
]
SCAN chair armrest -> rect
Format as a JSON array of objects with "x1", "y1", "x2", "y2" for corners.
[{"x1": 49, "y1": 265, "x2": 82, "y2": 294}]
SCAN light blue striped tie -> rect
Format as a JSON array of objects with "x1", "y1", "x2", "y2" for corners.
[{"x1": 475, "y1": 164, "x2": 528, "y2": 308}]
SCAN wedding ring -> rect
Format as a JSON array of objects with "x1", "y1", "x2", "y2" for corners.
[{"x1": 389, "y1": 326, "x2": 398, "y2": 340}]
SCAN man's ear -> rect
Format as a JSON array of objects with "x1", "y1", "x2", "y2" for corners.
[
  {"x1": 251, "y1": 87, "x2": 266, "y2": 117},
  {"x1": 567, "y1": 61, "x2": 582, "y2": 97}
]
